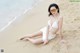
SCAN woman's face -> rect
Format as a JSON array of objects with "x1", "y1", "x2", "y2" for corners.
[{"x1": 50, "y1": 7, "x2": 58, "y2": 15}]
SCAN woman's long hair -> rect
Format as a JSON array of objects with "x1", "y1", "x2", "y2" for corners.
[{"x1": 48, "y1": 3, "x2": 60, "y2": 16}]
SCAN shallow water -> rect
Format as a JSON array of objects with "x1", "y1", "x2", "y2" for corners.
[{"x1": 0, "y1": 0, "x2": 42, "y2": 32}]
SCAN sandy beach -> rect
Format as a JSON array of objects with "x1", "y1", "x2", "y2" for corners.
[{"x1": 0, "y1": 0, "x2": 80, "y2": 53}]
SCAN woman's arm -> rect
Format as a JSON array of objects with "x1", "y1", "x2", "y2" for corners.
[
  {"x1": 43, "y1": 25, "x2": 49, "y2": 45},
  {"x1": 46, "y1": 25, "x2": 49, "y2": 39},
  {"x1": 58, "y1": 17, "x2": 63, "y2": 39},
  {"x1": 58, "y1": 17, "x2": 67, "y2": 43}
]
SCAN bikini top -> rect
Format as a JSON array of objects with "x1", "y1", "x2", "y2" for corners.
[
  {"x1": 48, "y1": 15, "x2": 62, "y2": 28},
  {"x1": 48, "y1": 19, "x2": 58, "y2": 28}
]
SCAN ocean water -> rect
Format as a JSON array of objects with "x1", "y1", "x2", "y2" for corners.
[{"x1": 0, "y1": 0, "x2": 43, "y2": 32}]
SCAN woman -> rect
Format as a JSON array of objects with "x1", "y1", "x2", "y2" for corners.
[{"x1": 20, "y1": 3, "x2": 63, "y2": 45}]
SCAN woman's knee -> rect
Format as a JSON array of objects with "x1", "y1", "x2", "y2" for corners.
[
  {"x1": 32, "y1": 40, "x2": 38, "y2": 44},
  {"x1": 32, "y1": 40, "x2": 42, "y2": 44}
]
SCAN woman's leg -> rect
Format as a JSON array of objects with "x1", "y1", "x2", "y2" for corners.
[
  {"x1": 20, "y1": 31, "x2": 42, "y2": 40},
  {"x1": 26, "y1": 38, "x2": 43, "y2": 44}
]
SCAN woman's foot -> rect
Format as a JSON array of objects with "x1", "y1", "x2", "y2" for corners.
[
  {"x1": 20, "y1": 36, "x2": 27, "y2": 40},
  {"x1": 20, "y1": 38, "x2": 24, "y2": 40},
  {"x1": 20, "y1": 35, "x2": 32, "y2": 40},
  {"x1": 22, "y1": 38, "x2": 29, "y2": 41},
  {"x1": 20, "y1": 36, "x2": 31, "y2": 40},
  {"x1": 20, "y1": 34, "x2": 34, "y2": 40}
]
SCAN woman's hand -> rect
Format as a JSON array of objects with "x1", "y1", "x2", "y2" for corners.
[
  {"x1": 59, "y1": 37, "x2": 67, "y2": 44},
  {"x1": 43, "y1": 39, "x2": 49, "y2": 45}
]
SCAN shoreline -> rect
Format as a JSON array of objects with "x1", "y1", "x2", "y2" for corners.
[{"x1": 0, "y1": 0, "x2": 43, "y2": 32}]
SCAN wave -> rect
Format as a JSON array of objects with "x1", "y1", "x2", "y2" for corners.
[{"x1": 0, "y1": 0, "x2": 44, "y2": 32}]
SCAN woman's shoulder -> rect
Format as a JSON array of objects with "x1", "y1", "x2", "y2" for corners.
[
  {"x1": 47, "y1": 20, "x2": 51, "y2": 26},
  {"x1": 49, "y1": 15, "x2": 53, "y2": 18},
  {"x1": 59, "y1": 14, "x2": 63, "y2": 19},
  {"x1": 58, "y1": 14, "x2": 63, "y2": 21}
]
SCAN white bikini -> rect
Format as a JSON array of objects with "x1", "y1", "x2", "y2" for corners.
[{"x1": 40, "y1": 15, "x2": 61, "y2": 41}]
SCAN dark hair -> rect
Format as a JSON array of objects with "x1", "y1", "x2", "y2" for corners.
[{"x1": 48, "y1": 3, "x2": 60, "y2": 16}]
